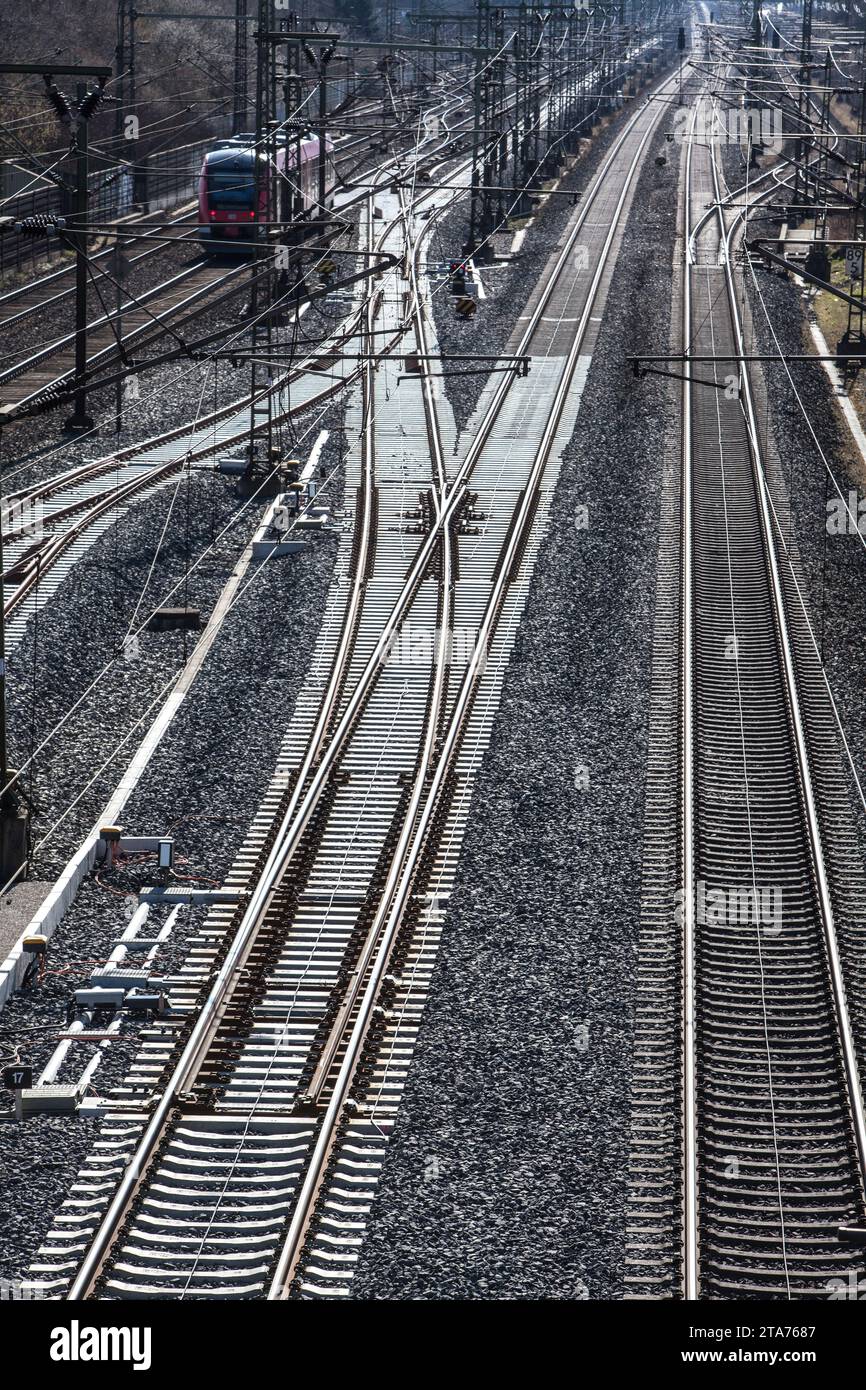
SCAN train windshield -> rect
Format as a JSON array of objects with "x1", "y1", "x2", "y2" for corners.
[{"x1": 207, "y1": 166, "x2": 255, "y2": 208}]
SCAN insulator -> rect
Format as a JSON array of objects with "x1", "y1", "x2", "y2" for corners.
[
  {"x1": 43, "y1": 80, "x2": 72, "y2": 126},
  {"x1": 14, "y1": 213, "x2": 66, "y2": 236},
  {"x1": 78, "y1": 87, "x2": 105, "y2": 121},
  {"x1": 21, "y1": 384, "x2": 65, "y2": 417}
]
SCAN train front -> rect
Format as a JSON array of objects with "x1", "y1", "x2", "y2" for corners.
[{"x1": 199, "y1": 143, "x2": 258, "y2": 252}]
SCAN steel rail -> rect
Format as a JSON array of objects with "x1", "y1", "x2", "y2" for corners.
[
  {"x1": 2, "y1": 101, "x2": 480, "y2": 628},
  {"x1": 0, "y1": 286, "x2": 390, "y2": 608},
  {"x1": 681, "y1": 93, "x2": 699, "y2": 1307},
  {"x1": 0, "y1": 91, "x2": 467, "y2": 422},
  {"x1": 121, "y1": 190, "x2": 445, "y2": 1302},
  {"x1": 0, "y1": 258, "x2": 251, "y2": 395},
  {"x1": 62, "y1": 152, "x2": 459, "y2": 1304},
  {"x1": 298, "y1": 187, "x2": 454, "y2": 1109},
  {"x1": 0, "y1": 209, "x2": 200, "y2": 331},
  {"x1": 180, "y1": 64, "x2": 679, "y2": 997},
  {"x1": 2, "y1": 451, "x2": 197, "y2": 617},
  {"x1": 678, "y1": 60, "x2": 843, "y2": 1299}
]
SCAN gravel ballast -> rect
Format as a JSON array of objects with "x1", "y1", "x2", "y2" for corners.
[
  {"x1": 353, "y1": 111, "x2": 680, "y2": 1301},
  {"x1": 0, "y1": 200, "x2": 360, "y2": 1292}
]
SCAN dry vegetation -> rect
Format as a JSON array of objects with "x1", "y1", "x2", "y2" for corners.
[{"x1": 0, "y1": 0, "x2": 383, "y2": 171}]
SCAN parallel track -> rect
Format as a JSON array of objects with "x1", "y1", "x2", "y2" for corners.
[
  {"x1": 0, "y1": 92, "x2": 487, "y2": 639},
  {"x1": 0, "y1": 205, "x2": 199, "y2": 332},
  {"x1": 0, "y1": 256, "x2": 254, "y2": 418},
  {"x1": 626, "y1": 86, "x2": 866, "y2": 1300}
]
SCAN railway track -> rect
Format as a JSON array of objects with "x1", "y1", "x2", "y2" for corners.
[
  {"x1": 16, "y1": 58, "x2": 680, "y2": 1300},
  {"x1": 1, "y1": 36, "x2": 654, "y2": 431},
  {"x1": 0, "y1": 255, "x2": 254, "y2": 419},
  {"x1": 0, "y1": 64, "x2": 570, "y2": 644},
  {"x1": 0, "y1": 26, "x2": 644, "y2": 428},
  {"x1": 0, "y1": 204, "x2": 199, "y2": 332},
  {"x1": 626, "y1": 87, "x2": 866, "y2": 1300},
  {"x1": 0, "y1": 97, "x2": 393, "y2": 337},
  {"x1": 25, "y1": 170, "x2": 460, "y2": 1302},
  {"x1": 0, "y1": 254, "x2": 401, "y2": 648}
]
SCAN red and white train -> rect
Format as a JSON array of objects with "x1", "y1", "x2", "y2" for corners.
[{"x1": 198, "y1": 133, "x2": 334, "y2": 251}]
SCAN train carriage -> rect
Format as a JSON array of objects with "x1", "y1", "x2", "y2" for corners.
[{"x1": 198, "y1": 133, "x2": 334, "y2": 251}]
